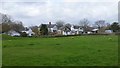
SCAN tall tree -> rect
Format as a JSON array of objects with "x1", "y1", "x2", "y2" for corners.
[
  {"x1": 56, "y1": 20, "x2": 65, "y2": 29},
  {"x1": 79, "y1": 18, "x2": 90, "y2": 32},
  {"x1": 1, "y1": 13, "x2": 25, "y2": 33},
  {"x1": 79, "y1": 18, "x2": 90, "y2": 28},
  {"x1": 1, "y1": 13, "x2": 12, "y2": 24},
  {"x1": 110, "y1": 22, "x2": 120, "y2": 32},
  {"x1": 95, "y1": 20, "x2": 106, "y2": 29},
  {"x1": 30, "y1": 26, "x2": 39, "y2": 36},
  {"x1": 1, "y1": 23, "x2": 11, "y2": 33},
  {"x1": 105, "y1": 23, "x2": 111, "y2": 30},
  {"x1": 0, "y1": 24, "x2": 1, "y2": 33},
  {"x1": 11, "y1": 21, "x2": 24, "y2": 33},
  {"x1": 1, "y1": 13, "x2": 12, "y2": 33},
  {"x1": 40, "y1": 24, "x2": 48, "y2": 35},
  {"x1": 65, "y1": 23, "x2": 71, "y2": 28}
]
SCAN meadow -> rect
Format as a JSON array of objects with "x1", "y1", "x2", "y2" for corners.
[
  {"x1": 0, "y1": 34, "x2": 2, "y2": 67},
  {"x1": 2, "y1": 35, "x2": 118, "y2": 66}
]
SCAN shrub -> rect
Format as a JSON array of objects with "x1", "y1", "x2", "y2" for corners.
[{"x1": 20, "y1": 32, "x2": 28, "y2": 37}]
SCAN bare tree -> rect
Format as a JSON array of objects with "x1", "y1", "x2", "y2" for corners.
[
  {"x1": 30, "y1": 26, "x2": 39, "y2": 36},
  {"x1": 0, "y1": 24, "x2": 2, "y2": 33},
  {"x1": 79, "y1": 18, "x2": 90, "y2": 28},
  {"x1": 1, "y1": 13, "x2": 24, "y2": 33},
  {"x1": 2, "y1": 23, "x2": 11, "y2": 33},
  {"x1": 1, "y1": 13, "x2": 12, "y2": 33},
  {"x1": 1, "y1": 13, "x2": 13, "y2": 24},
  {"x1": 11, "y1": 21, "x2": 25, "y2": 33},
  {"x1": 105, "y1": 23, "x2": 111, "y2": 30},
  {"x1": 0, "y1": 13, "x2": 2, "y2": 24},
  {"x1": 65, "y1": 23, "x2": 71, "y2": 28},
  {"x1": 56, "y1": 20, "x2": 65, "y2": 29},
  {"x1": 95, "y1": 20, "x2": 106, "y2": 29}
]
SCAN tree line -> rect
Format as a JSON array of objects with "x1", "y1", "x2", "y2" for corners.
[
  {"x1": 0, "y1": 13, "x2": 120, "y2": 36},
  {"x1": 0, "y1": 13, "x2": 24, "y2": 34}
]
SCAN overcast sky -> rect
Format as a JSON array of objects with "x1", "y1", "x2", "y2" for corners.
[{"x1": 0, "y1": 0, "x2": 119, "y2": 26}]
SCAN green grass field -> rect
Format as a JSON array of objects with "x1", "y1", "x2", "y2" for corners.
[
  {"x1": 2, "y1": 35, "x2": 118, "y2": 66},
  {"x1": 0, "y1": 34, "x2": 2, "y2": 67}
]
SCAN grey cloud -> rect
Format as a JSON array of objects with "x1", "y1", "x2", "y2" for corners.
[{"x1": 0, "y1": 0, "x2": 118, "y2": 26}]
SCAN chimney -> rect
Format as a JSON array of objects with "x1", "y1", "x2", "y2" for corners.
[{"x1": 49, "y1": 22, "x2": 51, "y2": 25}]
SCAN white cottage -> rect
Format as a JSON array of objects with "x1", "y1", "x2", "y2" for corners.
[
  {"x1": 71, "y1": 25, "x2": 84, "y2": 35},
  {"x1": 47, "y1": 22, "x2": 57, "y2": 33},
  {"x1": 22, "y1": 28, "x2": 35, "y2": 36},
  {"x1": 59, "y1": 26, "x2": 71, "y2": 35},
  {"x1": 8, "y1": 30, "x2": 20, "y2": 36},
  {"x1": 105, "y1": 30, "x2": 113, "y2": 34}
]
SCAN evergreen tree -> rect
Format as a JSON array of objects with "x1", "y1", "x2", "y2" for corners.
[
  {"x1": 110, "y1": 22, "x2": 120, "y2": 32},
  {"x1": 40, "y1": 24, "x2": 48, "y2": 35}
]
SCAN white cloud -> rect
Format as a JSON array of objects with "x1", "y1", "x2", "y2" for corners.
[
  {"x1": 0, "y1": 0, "x2": 118, "y2": 26},
  {"x1": 63, "y1": 0, "x2": 119, "y2": 2},
  {"x1": 1, "y1": 0, "x2": 49, "y2": 2}
]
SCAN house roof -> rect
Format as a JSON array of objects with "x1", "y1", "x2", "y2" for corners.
[
  {"x1": 73, "y1": 26, "x2": 83, "y2": 29},
  {"x1": 83, "y1": 27, "x2": 95, "y2": 32},
  {"x1": 92, "y1": 29, "x2": 99, "y2": 31},
  {"x1": 21, "y1": 28, "x2": 35, "y2": 34},
  {"x1": 59, "y1": 26, "x2": 71, "y2": 32},
  {"x1": 47, "y1": 24, "x2": 56, "y2": 28}
]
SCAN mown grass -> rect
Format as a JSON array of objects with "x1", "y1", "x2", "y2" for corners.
[
  {"x1": 0, "y1": 34, "x2": 2, "y2": 67},
  {"x1": 2, "y1": 35, "x2": 118, "y2": 66}
]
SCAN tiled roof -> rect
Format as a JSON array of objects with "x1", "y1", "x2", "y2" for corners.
[{"x1": 46, "y1": 24, "x2": 56, "y2": 28}]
